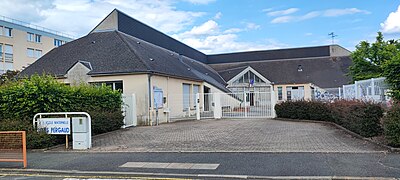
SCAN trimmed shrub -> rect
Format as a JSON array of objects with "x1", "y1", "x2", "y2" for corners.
[
  {"x1": 89, "y1": 109, "x2": 125, "y2": 135},
  {"x1": 383, "y1": 104, "x2": 400, "y2": 147},
  {"x1": 275, "y1": 100, "x2": 384, "y2": 138},
  {"x1": 275, "y1": 100, "x2": 332, "y2": 121}
]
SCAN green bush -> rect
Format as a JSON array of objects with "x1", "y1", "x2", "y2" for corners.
[
  {"x1": 383, "y1": 104, "x2": 400, "y2": 147},
  {"x1": 89, "y1": 109, "x2": 125, "y2": 135},
  {"x1": 0, "y1": 75, "x2": 124, "y2": 148},
  {"x1": 275, "y1": 100, "x2": 384, "y2": 138}
]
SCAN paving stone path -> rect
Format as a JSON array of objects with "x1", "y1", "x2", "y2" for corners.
[{"x1": 88, "y1": 119, "x2": 385, "y2": 152}]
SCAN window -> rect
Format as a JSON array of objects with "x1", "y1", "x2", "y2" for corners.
[
  {"x1": 27, "y1": 33, "x2": 34, "y2": 42},
  {"x1": 192, "y1": 85, "x2": 200, "y2": 108},
  {"x1": 183, "y1": 84, "x2": 190, "y2": 111},
  {"x1": 4, "y1": 45, "x2": 13, "y2": 62},
  {"x1": 0, "y1": 26, "x2": 2, "y2": 36},
  {"x1": 287, "y1": 87, "x2": 292, "y2": 101},
  {"x1": 0, "y1": 44, "x2": 3, "y2": 61},
  {"x1": 5, "y1": 62, "x2": 13, "y2": 71},
  {"x1": 35, "y1": 34, "x2": 41, "y2": 43},
  {"x1": 4, "y1": 27, "x2": 12, "y2": 37},
  {"x1": 0, "y1": 63, "x2": 4, "y2": 75},
  {"x1": 91, "y1": 81, "x2": 123, "y2": 92},
  {"x1": 54, "y1": 39, "x2": 65, "y2": 47},
  {"x1": 35, "y1": 50, "x2": 42, "y2": 59},
  {"x1": 27, "y1": 48, "x2": 35, "y2": 58},
  {"x1": 278, "y1": 87, "x2": 283, "y2": 100}
]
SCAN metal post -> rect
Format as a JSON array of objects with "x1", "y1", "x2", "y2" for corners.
[
  {"x1": 355, "y1": 80, "x2": 359, "y2": 99},
  {"x1": 371, "y1": 78, "x2": 375, "y2": 100},
  {"x1": 244, "y1": 92, "x2": 247, "y2": 118},
  {"x1": 271, "y1": 91, "x2": 276, "y2": 118},
  {"x1": 196, "y1": 93, "x2": 200, "y2": 120}
]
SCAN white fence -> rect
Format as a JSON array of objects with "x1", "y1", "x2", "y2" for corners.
[
  {"x1": 201, "y1": 92, "x2": 276, "y2": 119},
  {"x1": 122, "y1": 94, "x2": 137, "y2": 127},
  {"x1": 314, "y1": 77, "x2": 390, "y2": 103}
]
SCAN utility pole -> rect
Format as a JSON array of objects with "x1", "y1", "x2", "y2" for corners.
[{"x1": 328, "y1": 32, "x2": 338, "y2": 44}]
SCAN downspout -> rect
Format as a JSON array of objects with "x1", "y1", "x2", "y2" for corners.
[{"x1": 148, "y1": 73, "x2": 153, "y2": 126}]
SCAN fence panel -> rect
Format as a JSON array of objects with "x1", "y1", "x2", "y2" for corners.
[
  {"x1": 122, "y1": 94, "x2": 137, "y2": 128},
  {"x1": 0, "y1": 131, "x2": 27, "y2": 168}
]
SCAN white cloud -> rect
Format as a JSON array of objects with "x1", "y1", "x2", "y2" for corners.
[
  {"x1": 173, "y1": 19, "x2": 286, "y2": 54},
  {"x1": 245, "y1": 22, "x2": 260, "y2": 30},
  {"x1": 262, "y1": 8, "x2": 273, "y2": 12},
  {"x1": 181, "y1": 0, "x2": 216, "y2": 5},
  {"x1": 0, "y1": 0, "x2": 206, "y2": 37},
  {"x1": 267, "y1": 8, "x2": 299, "y2": 16},
  {"x1": 380, "y1": 5, "x2": 400, "y2": 34},
  {"x1": 270, "y1": 8, "x2": 369, "y2": 24},
  {"x1": 214, "y1": 12, "x2": 222, "y2": 19},
  {"x1": 323, "y1": 8, "x2": 370, "y2": 17},
  {"x1": 305, "y1": 33, "x2": 313, "y2": 36},
  {"x1": 179, "y1": 20, "x2": 219, "y2": 37},
  {"x1": 223, "y1": 28, "x2": 243, "y2": 33}
]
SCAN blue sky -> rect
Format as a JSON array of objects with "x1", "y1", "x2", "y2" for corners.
[{"x1": 1, "y1": 0, "x2": 399, "y2": 53}]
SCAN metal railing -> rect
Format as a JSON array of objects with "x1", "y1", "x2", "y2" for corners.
[{"x1": 0, "y1": 15, "x2": 75, "y2": 39}]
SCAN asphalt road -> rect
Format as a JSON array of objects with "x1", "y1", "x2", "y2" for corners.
[{"x1": 1, "y1": 151, "x2": 400, "y2": 179}]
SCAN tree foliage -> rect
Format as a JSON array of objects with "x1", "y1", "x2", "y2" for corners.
[
  {"x1": 0, "y1": 70, "x2": 20, "y2": 86},
  {"x1": 349, "y1": 32, "x2": 400, "y2": 101}
]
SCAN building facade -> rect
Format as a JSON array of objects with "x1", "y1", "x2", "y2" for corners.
[
  {"x1": 20, "y1": 9, "x2": 353, "y2": 125},
  {"x1": 0, "y1": 15, "x2": 73, "y2": 74}
]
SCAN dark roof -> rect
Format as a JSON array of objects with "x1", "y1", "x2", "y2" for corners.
[
  {"x1": 20, "y1": 30, "x2": 228, "y2": 92},
  {"x1": 115, "y1": 10, "x2": 208, "y2": 63},
  {"x1": 207, "y1": 46, "x2": 331, "y2": 64},
  {"x1": 217, "y1": 66, "x2": 248, "y2": 82},
  {"x1": 209, "y1": 56, "x2": 352, "y2": 88}
]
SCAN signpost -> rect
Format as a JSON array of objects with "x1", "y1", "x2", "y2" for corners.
[
  {"x1": 33, "y1": 112, "x2": 92, "y2": 150},
  {"x1": 38, "y1": 118, "x2": 71, "y2": 135}
]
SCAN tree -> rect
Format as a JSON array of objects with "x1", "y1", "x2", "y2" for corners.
[
  {"x1": 0, "y1": 70, "x2": 20, "y2": 86},
  {"x1": 349, "y1": 32, "x2": 400, "y2": 101}
]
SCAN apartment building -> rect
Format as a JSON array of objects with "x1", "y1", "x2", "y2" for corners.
[{"x1": 0, "y1": 15, "x2": 73, "y2": 74}]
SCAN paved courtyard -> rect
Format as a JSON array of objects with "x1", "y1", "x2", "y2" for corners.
[{"x1": 88, "y1": 119, "x2": 385, "y2": 152}]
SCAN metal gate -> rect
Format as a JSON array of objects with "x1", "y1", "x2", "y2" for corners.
[{"x1": 198, "y1": 92, "x2": 275, "y2": 119}]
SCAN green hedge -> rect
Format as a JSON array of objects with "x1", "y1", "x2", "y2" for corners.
[
  {"x1": 0, "y1": 75, "x2": 124, "y2": 148},
  {"x1": 275, "y1": 100, "x2": 384, "y2": 137},
  {"x1": 383, "y1": 104, "x2": 400, "y2": 147}
]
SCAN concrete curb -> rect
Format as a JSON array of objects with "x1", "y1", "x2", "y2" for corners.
[
  {"x1": 274, "y1": 118, "x2": 400, "y2": 153},
  {"x1": 0, "y1": 168, "x2": 397, "y2": 180}
]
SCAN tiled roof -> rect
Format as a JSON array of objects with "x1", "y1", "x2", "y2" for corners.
[
  {"x1": 209, "y1": 56, "x2": 352, "y2": 88},
  {"x1": 20, "y1": 30, "x2": 228, "y2": 92}
]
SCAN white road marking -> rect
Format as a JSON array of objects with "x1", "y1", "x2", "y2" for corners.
[{"x1": 120, "y1": 162, "x2": 219, "y2": 170}]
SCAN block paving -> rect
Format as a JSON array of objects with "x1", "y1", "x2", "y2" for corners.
[{"x1": 88, "y1": 119, "x2": 385, "y2": 152}]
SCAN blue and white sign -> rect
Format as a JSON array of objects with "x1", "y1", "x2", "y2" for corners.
[
  {"x1": 153, "y1": 86, "x2": 163, "y2": 109},
  {"x1": 38, "y1": 118, "x2": 71, "y2": 135}
]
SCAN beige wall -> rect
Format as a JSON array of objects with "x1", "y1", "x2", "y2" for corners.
[
  {"x1": 0, "y1": 28, "x2": 57, "y2": 71},
  {"x1": 273, "y1": 83, "x2": 315, "y2": 102}
]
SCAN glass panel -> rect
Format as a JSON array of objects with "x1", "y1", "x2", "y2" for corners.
[
  {"x1": 243, "y1": 72, "x2": 249, "y2": 83},
  {"x1": 35, "y1": 50, "x2": 42, "y2": 58},
  {"x1": 27, "y1": 48, "x2": 34, "y2": 57},
  {"x1": 35, "y1": 34, "x2": 41, "y2": 43},
  {"x1": 5, "y1": 62, "x2": 13, "y2": 71},
  {"x1": 278, "y1": 87, "x2": 282, "y2": 100},
  {"x1": 4, "y1": 27, "x2": 12, "y2": 37},
  {"x1": 192, "y1": 85, "x2": 200, "y2": 108},
  {"x1": 4, "y1": 45, "x2": 12, "y2": 62},
  {"x1": 183, "y1": 84, "x2": 190, "y2": 110},
  {"x1": 27, "y1": 33, "x2": 34, "y2": 42},
  {"x1": 114, "y1": 81, "x2": 123, "y2": 92}
]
